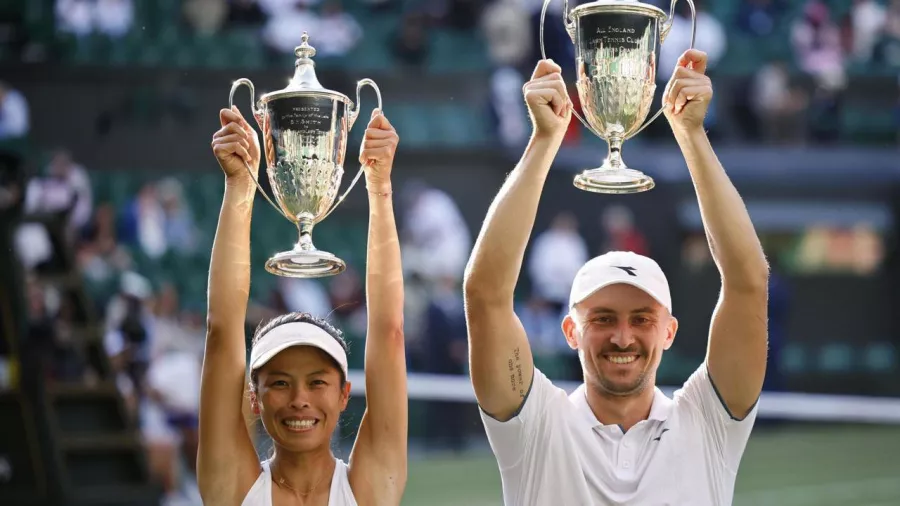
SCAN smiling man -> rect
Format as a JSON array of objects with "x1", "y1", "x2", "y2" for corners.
[{"x1": 463, "y1": 50, "x2": 769, "y2": 506}]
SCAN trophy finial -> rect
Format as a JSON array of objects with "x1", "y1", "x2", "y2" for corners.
[{"x1": 295, "y1": 32, "x2": 317, "y2": 60}]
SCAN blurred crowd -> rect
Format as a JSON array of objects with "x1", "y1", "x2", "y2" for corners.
[{"x1": 4, "y1": 0, "x2": 888, "y2": 147}]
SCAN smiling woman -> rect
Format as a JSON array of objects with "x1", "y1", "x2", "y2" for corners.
[
  {"x1": 199, "y1": 104, "x2": 407, "y2": 506},
  {"x1": 248, "y1": 313, "x2": 351, "y2": 455}
]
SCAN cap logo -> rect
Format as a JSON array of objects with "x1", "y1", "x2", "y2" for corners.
[{"x1": 613, "y1": 265, "x2": 637, "y2": 276}]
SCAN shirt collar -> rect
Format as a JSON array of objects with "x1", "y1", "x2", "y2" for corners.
[{"x1": 570, "y1": 383, "x2": 674, "y2": 428}]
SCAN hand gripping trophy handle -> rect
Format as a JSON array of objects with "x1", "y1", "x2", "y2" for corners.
[
  {"x1": 539, "y1": 0, "x2": 697, "y2": 140},
  {"x1": 228, "y1": 77, "x2": 292, "y2": 221},
  {"x1": 318, "y1": 78, "x2": 383, "y2": 223}
]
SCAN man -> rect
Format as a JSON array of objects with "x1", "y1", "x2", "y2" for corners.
[{"x1": 463, "y1": 49, "x2": 769, "y2": 506}]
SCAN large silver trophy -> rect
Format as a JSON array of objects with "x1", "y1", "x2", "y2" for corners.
[
  {"x1": 541, "y1": 0, "x2": 696, "y2": 193},
  {"x1": 229, "y1": 32, "x2": 381, "y2": 278}
]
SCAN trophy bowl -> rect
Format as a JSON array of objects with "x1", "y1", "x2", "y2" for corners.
[
  {"x1": 229, "y1": 32, "x2": 381, "y2": 278},
  {"x1": 541, "y1": 0, "x2": 695, "y2": 194}
]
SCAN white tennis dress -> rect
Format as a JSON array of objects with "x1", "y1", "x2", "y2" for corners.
[{"x1": 241, "y1": 458, "x2": 358, "y2": 506}]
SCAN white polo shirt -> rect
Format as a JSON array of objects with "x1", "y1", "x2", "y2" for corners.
[{"x1": 480, "y1": 363, "x2": 757, "y2": 506}]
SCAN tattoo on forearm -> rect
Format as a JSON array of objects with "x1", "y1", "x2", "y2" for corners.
[{"x1": 509, "y1": 347, "x2": 525, "y2": 399}]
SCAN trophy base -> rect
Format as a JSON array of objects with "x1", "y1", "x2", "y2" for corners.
[
  {"x1": 573, "y1": 168, "x2": 655, "y2": 194},
  {"x1": 265, "y1": 249, "x2": 347, "y2": 278}
]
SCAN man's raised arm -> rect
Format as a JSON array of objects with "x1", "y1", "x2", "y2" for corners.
[
  {"x1": 663, "y1": 50, "x2": 770, "y2": 420},
  {"x1": 463, "y1": 60, "x2": 571, "y2": 422}
]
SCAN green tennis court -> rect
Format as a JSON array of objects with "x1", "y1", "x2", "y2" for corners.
[{"x1": 401, "y1": 424, "x2": 900, "y2": 506}]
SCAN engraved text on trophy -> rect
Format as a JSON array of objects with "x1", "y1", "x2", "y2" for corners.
[
  {"x1": 265, "y1": 96, "x2": 345, "y2": 223},
  {"x1": 575, "y1": 13, "x2": 660, "y2": 139}
]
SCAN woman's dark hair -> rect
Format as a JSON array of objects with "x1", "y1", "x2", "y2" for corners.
[{"x1": 249, "y1": 312, "x2": 349, "y2": 392}]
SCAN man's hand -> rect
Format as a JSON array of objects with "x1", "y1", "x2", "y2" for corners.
[
  {"x1": 359, "y1": 109, "x2": 399, "y2": 191},
  {"x1": 662, "y1": 49, "x2": 713, "y2": 134},
  {"x1": 212, "y1": 106, "x2": 261, "y2": 183},
  {"x1": 524, "y1": 59, "x2": 572, "y2": 140}
]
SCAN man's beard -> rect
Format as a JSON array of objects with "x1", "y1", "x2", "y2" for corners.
[{"x1": 583, "y1": 348, "x2": 653, "y2": 397}]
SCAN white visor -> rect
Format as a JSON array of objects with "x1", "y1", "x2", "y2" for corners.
[{"x1": 249, "y1": 321, "x2": 348, "y2": 379}]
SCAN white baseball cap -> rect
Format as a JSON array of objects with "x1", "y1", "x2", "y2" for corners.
[
  {"x1": 568, "y1": 251, "x2": 672, "y2": 313},
  {"x1": 250, "y1": 321, "x2": 348, "y2": 378}
]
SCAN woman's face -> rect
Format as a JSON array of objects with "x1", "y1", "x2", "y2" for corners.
[{"x1": 253, "y1": 346, "x2": 349, "y2": 454}]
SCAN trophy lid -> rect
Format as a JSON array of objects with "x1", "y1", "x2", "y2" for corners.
[
  {"x1": 259, "y1": 32, "x2": 351, "y2": 105},
  {"x1": 571, "y1": 0, "x2": 666, "y2": 20}
]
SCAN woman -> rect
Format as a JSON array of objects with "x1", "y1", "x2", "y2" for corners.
[{"x1": 198, "y1": 105, "x2": 406, "y2": 506}]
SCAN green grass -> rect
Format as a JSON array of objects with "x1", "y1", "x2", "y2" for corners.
[{"x1": 401, "y1": 424, "x2": 900, "y2": 506}]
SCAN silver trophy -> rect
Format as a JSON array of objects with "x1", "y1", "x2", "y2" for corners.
[
  {"x1": 229, "y1": 32, "x2": 381, "y2": 278},
  {"x1": 540, "y1": 0, "x2": 696, "y2": 193}
]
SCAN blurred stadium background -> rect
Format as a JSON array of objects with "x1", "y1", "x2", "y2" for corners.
[{"x1": 0, "y1": 0, "x2": 899, "y2": 505}]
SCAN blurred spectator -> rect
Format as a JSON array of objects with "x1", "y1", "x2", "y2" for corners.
[
  {"x1": 791, "y1": 0, "x2": 846, "y2": 89},
  {"x1": 103, "y1": 271, "x2": 155, "y2": 425},
  {"x1": 599, "y1": 204, "x2": 649, "y2": 256},
  {"x1": 77, "y1": 202, "x2": 132, "y2": 287},
  {"x1": 56, "y1": 0, "x2": 94, "y2": 37},
  {"x1": 277, "y1": 278, "x2": 331, "y2": 317},
  {"x1": 658, "y1": 1, "x2": 726, "y2": 80},
  {"x1": 121, "y1": 183, "x2": 168, "y2": 259},
  {"x1": 263, "y1": 3, "x2": 320, "y2": 55},
  {"x1": 314, "y1": 1, "x2": 363, "y2": 57},
  {"x1": 488, "y1": 66, "x2": 529, "y2": 147},
  {"x1": 526, "y1": 0, "x2": 573, "y2": 72},
  {"x1": 482, "y1": 0, "x2": 531, "y2": 71},
  {"x1": 528, "y1": 211, "x2": 588, "y2": 314},
  {"x1": 156, "y1": 178, "x2": 198, "y2": 256},
  {"x1": 518, "y1": 295, "x2": 565, "y2": 358},
  {"x1": 228, "y1": 0, "x2": 267, "y2": 27},
  {"x1": 56, "y1": 0, "x2": 133, "y2": 39},
  {"x1": 873, "y1": 0, "x2": 900, "y2": 68},
  {"x1": 145, "y1": 282, "x2": 204, "y2": 501},
  {"x1": 423, "y1": 275, "x2": 468, "y2": 453},
  {"x1": 737, "y1": 0, "x2": 787, "y2": 38},
  {"x1": 184, "y1": 0, "x2": 228, "y2": 36},
  {"x1": 46, "y1": 150, "x2": 93, "y2": 233},
  {"x1": 0, "y1": 81, "x2": 29, "y2": 140},
  {"x1": 750, "y1": 60, "x2": 809, "y2": 145},
  {"x1": 94, "y1": 0, "x2": 133, "y2": 39},
  {"x1": 400, "y1": 180, "x2": 472, "y2": 285},
  {"x1": 764, "y1": 257, "x2": 791, "y2": 394},
  {"x1": 15, "y1": 151, "x2": 92, "y2": 271},
  {"x1": 391, "y1": 11, "x2": 431, "y2": 68},
  {"x1": 850, "y1": 0, "x2": 887, "y2": 63}
]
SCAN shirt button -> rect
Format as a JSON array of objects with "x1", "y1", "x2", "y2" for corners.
[
  {"x1": 623, "y1": 440, "x2": 630, "y2": 448},
  {"x1": 623, "y1": 461, "x2": 631, "y2": 469}
]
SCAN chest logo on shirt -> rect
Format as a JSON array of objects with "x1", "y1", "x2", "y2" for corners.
[
  {"x1": 613, "y1": 265, "x2": 638, "y2": 276},
  {"x1": 652, "y1": 428, "x2": 670, "y2": 442}
]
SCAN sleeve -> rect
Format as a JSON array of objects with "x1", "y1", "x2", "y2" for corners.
[
  {"x1": 674, "y1": 362, "x2": 759, "y2": 471},
  {"x1": 478, "y1": 367, "x2": 564, "y2": 469}
]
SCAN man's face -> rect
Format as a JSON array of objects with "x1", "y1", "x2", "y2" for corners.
[{"x1": 563, "y1": 284, "x2": 677, "y2": 397}]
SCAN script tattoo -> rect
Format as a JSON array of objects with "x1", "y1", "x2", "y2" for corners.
[
  {"x1": 512, "y1": 347, "x2": 525, "y2": 399},
  {"x1": 508, "y1": 357, "x2": 516, "y2": 393}
]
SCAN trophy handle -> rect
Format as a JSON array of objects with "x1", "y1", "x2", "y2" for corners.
[
  {"x1": 627, "y1": 0, "x2": 697, "y2": 140},
  {"x1": 228, "y1": 78, "x2": 291, "y2": 221},
  {"x1": 539, "y1": 0, "x2": 606, "y2": 140},
  {"x1": 318, "y1": 78, "x2": 384, "y2": 223}
]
